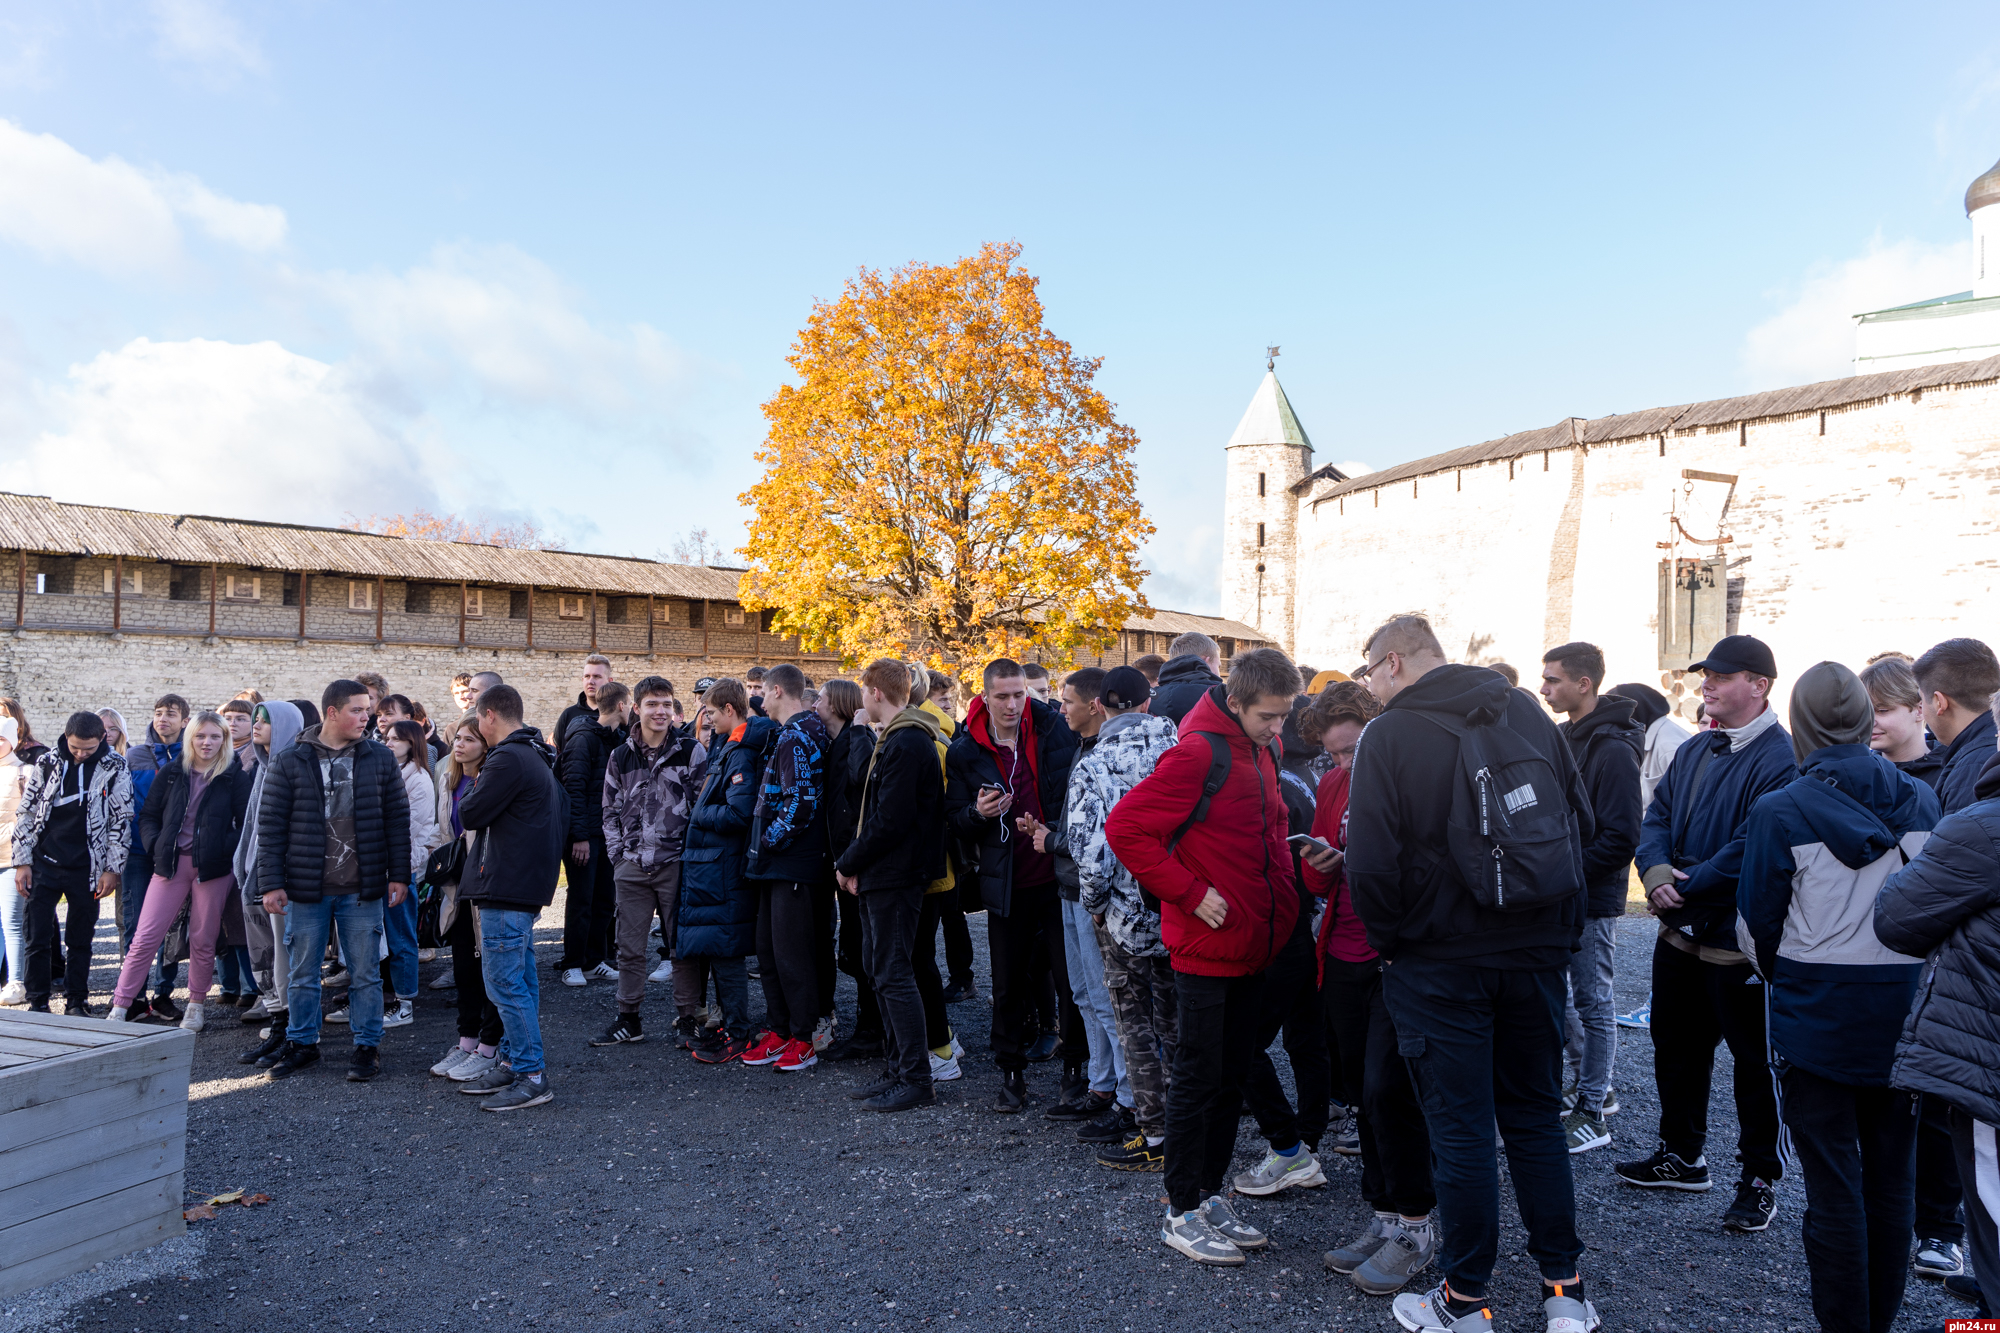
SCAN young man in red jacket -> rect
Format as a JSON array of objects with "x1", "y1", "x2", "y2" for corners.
[{"x1": 1107, "y1": 648, "x2": 1304, "y2": 1267}]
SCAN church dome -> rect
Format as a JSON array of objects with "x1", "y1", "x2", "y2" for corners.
[{"x1": 1967, "y1": 157, "x2": 2000, "y2": 215}]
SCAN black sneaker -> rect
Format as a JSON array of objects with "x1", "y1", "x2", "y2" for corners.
[
  {"x1": 266, "y1": 1041, "x2": 321, "y2": 1080},
  {"x1": 992, "y1": 1070, "x2": 1028, "y2": 1113},
  {"x1": 346, "y1": 1046, "x2": 382, "y2": 1082},
  {"x1": 847, "y1": 1072, "x2": 900, "y2": 1101},
  {"x1": 1721, "y1": 1178, "x2": 1777, "y2": 1232},
  {"x1": 1077, "y1": 1103, "x2": 1137, "y2": 1144},
  {"x1": 1615, "y1": 1144, "x2": 1712, "y2": 1191},
  {"x1": 239, "y1": 1031, "x2": 289, "y2": 1066},
  {"x1": 1046, "y1": 1088, "x2": 1115, "y2": 1122},
  {"x1": 1025, "y1": 1032, "x2": 1060, "y2": 1063},
  {"x1": 671, "y1": 1015, "x2": 702, "y2": 1049},
  {"x1": 824, "y1": 1030, "x2": 886, "y2": 1062},
  {"x1": 1058, "y1": 1063, "x2": 1088, "y2": 1106},
  {"x1": 591, "y1": 1013, "x2": 645, "y2": 1046},
  {"x1": 61, "y1": 997, "x2": 99, "y2": 1018},
  {"x1": 1944, "y1": 1272, "x2": 1982, "y2": 1303},
  {"x1": 1097, "y1": 1132, "x2": 1165, "y2": 1172},
  {"x1": 146, "y1": 997, "x2": 183, "y2": 1023},
  {"x1": 864, "y1": 1080, "x2": 935, "y2": 1113},
  {"x1": 941, "y1": 978, "x2": 978, "y2": 1004}
]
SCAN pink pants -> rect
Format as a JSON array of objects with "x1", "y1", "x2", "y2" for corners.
[{"x1": 113, "y1": 858, "x2": 234, "y2": 1009}]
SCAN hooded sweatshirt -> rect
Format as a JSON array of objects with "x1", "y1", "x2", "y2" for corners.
[
  {"x1": 1560, "y1": 692, "x2": 1645, "y2": 918},
  {"x1": 233, "y1": 700, "x2": 304, "y2": 905},
  {"x1": 837, "y1": 705, "x2": 947, "y2": 893},
  {"x1": 1739, "y1": 665, "x2": 1938, "y2": 1084},
  {"x1": 1938, "y1": 709, "x2": 1999, "y2": 815},
  {"x1": 1345, "y1": 663, "x2": 1595, "y2": 969}
]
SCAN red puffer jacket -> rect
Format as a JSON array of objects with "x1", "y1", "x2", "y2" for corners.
[{"x1": 1105, "y1": 686, "x2": 1298, "y2": 977}]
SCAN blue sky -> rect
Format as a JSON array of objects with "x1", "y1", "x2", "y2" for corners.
[{"x1": 2, "y1": 2, "x2": 1997, "y2": 612}]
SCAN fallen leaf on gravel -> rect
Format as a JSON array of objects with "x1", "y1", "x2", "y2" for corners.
[
  {"x1": 183, "y1": 1204, "x2": 217, "y2": 1222},
  {"x1": 208, "y1": 1190, "x2": 245, "y2": 1205},
  {"x1": 240, "y1": 1193, "x2": 273, "y2": 1207}
]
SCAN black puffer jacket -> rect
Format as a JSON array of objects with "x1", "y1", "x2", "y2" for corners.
[
  {"x1": 1561, "y1": 694, "x2": 1645, "y2": 918},
  {"x1": 1151, "y1": 654, "x2": 1222, "y2": 726},
  {"x1": 1876, "y1": 757, "x2": 2000, "y2": 1124},
  {"x1": 824, "y1": 722, "x2": 875, "y2": 856},
  {"x1": 459, "y1": 727, "x2": 564, "y2": 912},
  {"x1": 1938, "y1": 710, "x2": 1999, "y2": 815},
  {"x1": 562, "y1": 716, "x2": 622, "y2": 843},
  {"x1": 139, "y1": 761, "x2": 252, "y2": 882},
  {"x1": 255, "y1": 728, "x2": 411, "y2": 903}
]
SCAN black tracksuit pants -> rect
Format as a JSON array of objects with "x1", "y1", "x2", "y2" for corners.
[
  {"x1": 559, "y1": 836, "x2": 614, "y2": 970},
  {"x1": 446, "y1": 902, "x2": 503, "y2": 1046},
  {"x1": 26, "y1": 866, "x2": 97, "y2": 1009},
  {"x1": 837, "y1": 881, "x2": 883, "y2": 1038},
  {"x1": 1780, "y1": 1066, "x2": 1918, "y2": 1333},
  {"x1": 1323, "y1": 955, "x2": 1435, "y2": 1215},
  {"x1": 1164, "y1": 968, "x2": 1270, "y2": 1213},
  {"x1": 1916, "y1": 1092, "x2": 1966, "y2": 1244},
  {"x1": 987, "y1": 883, "x2": 1061, "y2": 1073},
  {"x1": 1649, "y1": 937, "x2": 1783, "y2": 1183},
  {"x1": 755, "y1": 880, "x2": 819, "y2": 1042},
  {"x1": 1234, "y1": 917, "x2": 1328, "y2": 1150}
]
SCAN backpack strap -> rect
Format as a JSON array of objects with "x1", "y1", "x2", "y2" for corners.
[{"x1": 1168, "y1": 733, "x2": 1232, "y2": 850}]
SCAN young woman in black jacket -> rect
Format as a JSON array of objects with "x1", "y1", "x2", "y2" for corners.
[
  {"x1": 816, "y1": 681, "x2": 876, "y2": 1048},
  {"x1": 110, "y1": 711, "x2": 251, "y2": 1031}
]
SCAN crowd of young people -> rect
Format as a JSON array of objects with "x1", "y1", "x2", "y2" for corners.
[{"x1": 7, "y1": 622, "x2": 2000, "y2": 1333}]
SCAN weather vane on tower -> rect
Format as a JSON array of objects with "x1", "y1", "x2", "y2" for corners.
[{"x1": 1266, "y1": 345, "x2": 1280, "y2": 371}]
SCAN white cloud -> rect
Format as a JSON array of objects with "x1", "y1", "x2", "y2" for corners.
[
  {"x1": 1333, "y1": 458, "x2": 1373, "y2": 478},
  {"x1": 10, "y1": 337, "x2": 444, "y2": 525},
  {"x1": 148, "y1": 0, "x2": 265, "y2": 80},
  {"x1": 309, "y1": 243, "x2": 691, "y2": 421},
  {"x1": 0, "y1": 15, "x2": 58, "y2": 89},
  {"x1": 0, "y1": 119, "x2": 286, "y2": 272},
  {"x1": 1742, "y1": 236, "x2": 1971, "y2": 386}
]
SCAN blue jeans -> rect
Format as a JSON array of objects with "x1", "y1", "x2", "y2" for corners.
[
  {"x1": 479, "y1": 908, "x2": 545, "y2": 1077},
  {"x1": 284, "y1": 895, "x2": 385, "y2": 1047},
  {"x1": 119, "y1": 854, "x2": 180, "y2": 1001},
  {"x1": 1060, "y1": 897, "x2": 1129, "y2": 1104},
  {"x1": 381, "y1": 892, "x2": 420, "y2": 1000},
  {"x1": 1564, "y1": 916, "x2": 1618, "y2": 1115},
  {"x1": 1, "y1": 867, "x2": 23, "y2": 986}
]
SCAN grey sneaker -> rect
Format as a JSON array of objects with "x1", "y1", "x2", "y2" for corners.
[
  {"x1": 382, "y1": 1000, "x2": 414, "y2": 1029},
  {"x1": 1354, "y1": 1220, "x2": 1437, "y2": 1295},
  {"x1": 449, "y1": 1050, "x2": 501, "y2": 1083},
  {"x1": 456, "y1": 1061, "x2": 515, "y2": 1094},
  {"x1": 1393, "y1": 1281, "x2": 1493, "y2": 1333},
  {"x1": 1327, "y1": 1121, "x2": 1362, "y2": 1155},
  {"x1": 430, "y1": 1045, "x2": 472, "y2": 1077},
  {"x1": 324, "y1": 1005, "x2": 350, "y2": 1025},
  {"x1": 1200, "y1": 1195, "x2": 1266, "y2": 1249},
  {"x1": 1543, "y1": 1285, "x2": 1601, "y2": 1333},
  {"x1": 483, "y1": 1072, "x2": 555, "y2": 1112},
  {"x1": 1916, "y1": 1237, "x2": 1965, "y2": 1278},
  {"x1": 1160, "y1": 1209, "x2": 1244, "y2": 1266},
  {"x1": 1325, "y1": 1214, "x2": 1392, "y2": 1274},
  {"x1": 1231, "y1": 1145, "x2": 1326, "y2": 1195},
  {"x1": 1563, "y1": 1110, "x2": 1611, "y2": 1154}
]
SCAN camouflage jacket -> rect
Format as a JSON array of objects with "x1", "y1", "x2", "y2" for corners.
[{"x1": 602, "y1": 730, "x2": 709, "y2": 869}]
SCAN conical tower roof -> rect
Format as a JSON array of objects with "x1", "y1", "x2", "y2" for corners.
[{"x1": 1226, "y1": 371, "x2": 1313, "y2": 451}]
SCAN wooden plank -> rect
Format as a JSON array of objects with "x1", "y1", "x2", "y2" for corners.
[
  {"x1": 0, "y1": 1206, "x2": 186, "y2": 1301},
  {"x1": 0, "y1": 1104, "x2": 184, "y2": 1192},
  {"x1": 0, "y1": 1008, "x2": 158, "y2": 1040},
  {"x1": 0, "y1": 1015, "x2": 139, "y2": 1047},
  {"x1": 0, "y1": 1172, "x2": 182, "y2": 1276},
  {"x1": 0, "y1": 1129, "x2": 184, "y2": 1227},
  {"x1": 0, "y1": 1033, "x2": 114, "y2": 1060},
  {"x1": 0, "y1": 1031, "x2": 193, "y2": 1116},
  {"x1": 0, "y1": 1068, "x2": 187, "y2": 1151},
  {"x1": 0, "y1": 1052, "x2": 34, "y2": 1069}
]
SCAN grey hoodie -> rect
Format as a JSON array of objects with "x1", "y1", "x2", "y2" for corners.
[{"x1": 233, "y1": 700, "x2": 304, "y2": 906}]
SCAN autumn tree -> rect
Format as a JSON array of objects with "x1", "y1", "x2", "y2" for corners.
[
  {"x1": 739, "y1": 242, "x2": 1152, "y2": 676},
  {"x1": 342, "y1": 510, "x2": 562, "y2": 550}
]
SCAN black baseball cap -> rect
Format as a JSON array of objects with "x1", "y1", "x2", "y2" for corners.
[
  {"x1": 1690, "y1": 634, "x2": 1778, "y2": 679},
  {"x1": 694, "y1": 677, "x2": 717, "y2": 694},
  {"x1": 1099, "y1": 666, "x2": 1152, "y2": 711}
]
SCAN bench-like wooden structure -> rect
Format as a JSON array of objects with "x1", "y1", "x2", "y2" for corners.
[{"x1": 0, "y1": 1010, "x2": 195, "y2": 1299}]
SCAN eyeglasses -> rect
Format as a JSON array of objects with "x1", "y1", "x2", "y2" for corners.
[{"x1": 1354, "y1": 651, "x2": 1394, "y2": 681}]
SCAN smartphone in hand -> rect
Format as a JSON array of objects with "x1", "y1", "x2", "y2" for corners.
[{"x1": 1287, "y1": 833, "x2": 1336, "y2": 856}]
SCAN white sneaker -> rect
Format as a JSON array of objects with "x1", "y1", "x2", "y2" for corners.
[
  {"x1": 812, "y1": 1014, "x2": 837, "y2": 1051},
  {"x1": 1232, "y1": 1145, "x2": 1326, "y2": 1195},
  {"x1": 1160, "y1": 1208, "x2": 1244, "y2": 1266},
  {"x1": 0, "y1": 981, "x2": 26, "y2": 1006},
  {"x1": 561, "y1": 968, "x2": 587, "y2": 988},
  {"x1": 949, "y1": 1034, "x2": 964, "y2": 1059},
  {"x1": 929, "y1": 1051, "x2": 963, "y2": 1082},
  {"x1": 648, "y1": 958, "x2": 674, "y2": 984},
  {"x1": 417, "y1": 948, "x2": 437, "y2": 963},
  {"x1": 431, "y1": 1045, "x2": 472, "y2": 1077},
  {"x1": 325, "y1": 1006, "x2": 350, "y2": 1025},
  {"x1": 107, "y1": 1004, "x2": 130, "y2": 1023},
  {"x1": 382, "y1": 1000, "x2": 414, "y2": 1029},
  {"x1": 587, "y1": 961, "x2": 617, "y2": 981},
  {"x1": 428, "y1": 972, "x2": 455, "y2": 990},
  {"x1": 180, "y1": 1002, "x2": 205, "y2": 1032},
  {"x1": 449, "y1": 1050, "x2": 501, "y2": 1082}
]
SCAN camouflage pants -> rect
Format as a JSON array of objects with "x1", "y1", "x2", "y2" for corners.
[{"x1": 1097, "y1": 922, "x2": 1178, "y2": 1139}]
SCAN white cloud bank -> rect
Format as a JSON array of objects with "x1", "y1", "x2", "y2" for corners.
[
  {"x1": 1742, "y1": 237, "x2": 1971, "y2": 386},
  {"x1": 148, "y1": 0, "x2": 266, "y2": 80}
]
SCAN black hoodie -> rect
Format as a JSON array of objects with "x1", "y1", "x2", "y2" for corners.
[
  {"x1": 1346, "y1": 663, "x2": 1595, "y2": 968},
  {"x1": 1560, "y1": 693, "x2": 1645, "y2": 918},
  {"x1": 1151, "y1": 654, "x2": 1222, "y2": 726},
  {"x1": 458, "y1": 726, "x2": 564, "y2": 912}
]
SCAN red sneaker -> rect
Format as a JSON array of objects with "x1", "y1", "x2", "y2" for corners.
[
  {"x1": 776, "y1": 1038, "x2": 818, "y2": 1072},
  {"x1": 741, "y1": 1031, "x2": 789, "y2": 1065}
]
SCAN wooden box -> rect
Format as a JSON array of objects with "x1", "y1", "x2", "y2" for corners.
[{"x1": 0, "y1": 1010, "x2": 195, "y2": 1299}]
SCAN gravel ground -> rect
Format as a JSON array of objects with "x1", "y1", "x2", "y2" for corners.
[{"x1": 2, "y1": 909, "x2": 1976, "y2": 1333}]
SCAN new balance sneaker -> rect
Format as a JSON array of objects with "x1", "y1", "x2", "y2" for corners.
[
  {"x1": 692, "y1": 1032, "x2": 753, "y2": 1064},
  {"x1": 1160, "y1": 1209, "x2": 1244, "y2": 1266},
  {"x1": 1916, "y1": 1238, "x2": 1966, "y2": 1278},
  {"x1": 1393, "y1": 1282, "x2": 1494, "y2": 1333},
  {"x1": 776, "y1": 1038, "x2": 818, "y2": 1071},
  {"x1": 457, "y1": 1061, "x2": 516, "y2": 1094},
  {"x1": 1543, "y1": 1282, "x2": 1601, "y2": 1333},
  {"x1": 647, "y1": 958, "x2": 674, "y2": 984},
  {"x1": 587, "y1": 961, "x2": 618, "y2": 982},
  {"x1": 812, "y1": 1014, "x2": 836, "y2": 1051},
  {"x1": 1097, "y1": 1132, "x2": 1164, "y2": 1172},
  {"x1": 484, "y1": 1072, "x2": 555, "y2": 1111},
  {"x1": 1232, "y1": 1145, "x2": 1326, "y2": 1195},
  {"x1": 928, "y1": 1050, "x2": 963, "y2": 1082},
  {"x1": 741, "y1": 1031, "x2": 789, "y2": 1066},
  {"x1": 1615, "y1": 1144, "x2": 1712, "y2": 1190},
  {"x1": 1353, "y1": 1220, "x2": 1437, "y2": 1295},
  {"x1": 590, "y1": 1013, "x2": 645, "y2": 1046},
  {"x1": 449, "y1": 1050, "x2": 502, "y2": 1083},
  {"x1": 382, "y1": 1000, "x2": 414, "y2": 1029},
  {"x1": 1563, "y1": 1110, "x2": 1611, "y2": 1154},
  {"x1": 1721, "y1": 1178, "x2": 1777, "y2": 1232},
  {"x1": 1200, "y1": 1195, "x2": 1265, "y2": 1249},
  {"x1": 1325, "y1": 1214, "x2": 1393, "y2": 1274},
  {"x1": 431, "y1": 1045, "x2": 474, "y2": 1077},
  {"x1": 1327, "y1": 1121, "x2": 1362, "y2": 1155},
  {"x1": 561, "y1": 968, "x2": 588, "y2": 988},
  {"x1": 1614, "y1": 1003, "x2": 1651, "y2": 1030}
]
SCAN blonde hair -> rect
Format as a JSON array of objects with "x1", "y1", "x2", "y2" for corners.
[
  {"x1": 1860, "y1": 656, "x2": 1921, "y2": 711},
  {"x1": 182, "y1": 711, "x2": 235, "y2": 779}
]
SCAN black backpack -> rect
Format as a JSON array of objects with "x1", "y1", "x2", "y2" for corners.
[{"x1": 1407, "y1": 709, "x2": 1584, "y2": 913}]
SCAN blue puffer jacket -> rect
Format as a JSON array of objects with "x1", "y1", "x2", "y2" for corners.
[
  {"x1": 1636, "y1": 717, "x2": 1796, "y2": 950},
  {"x1": 1938, "y1": 710, "x2": 1998, "y2": 816},
  {"x1": 677, "y1": 716, "x2": 776, "y2": 959},
  {"x1": 1875, "y1": 757, "x2": 2000, "y2": 1124},
  {"x1": 1736, "y1": 745, "x2": 1938, "y2": 1085}
]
